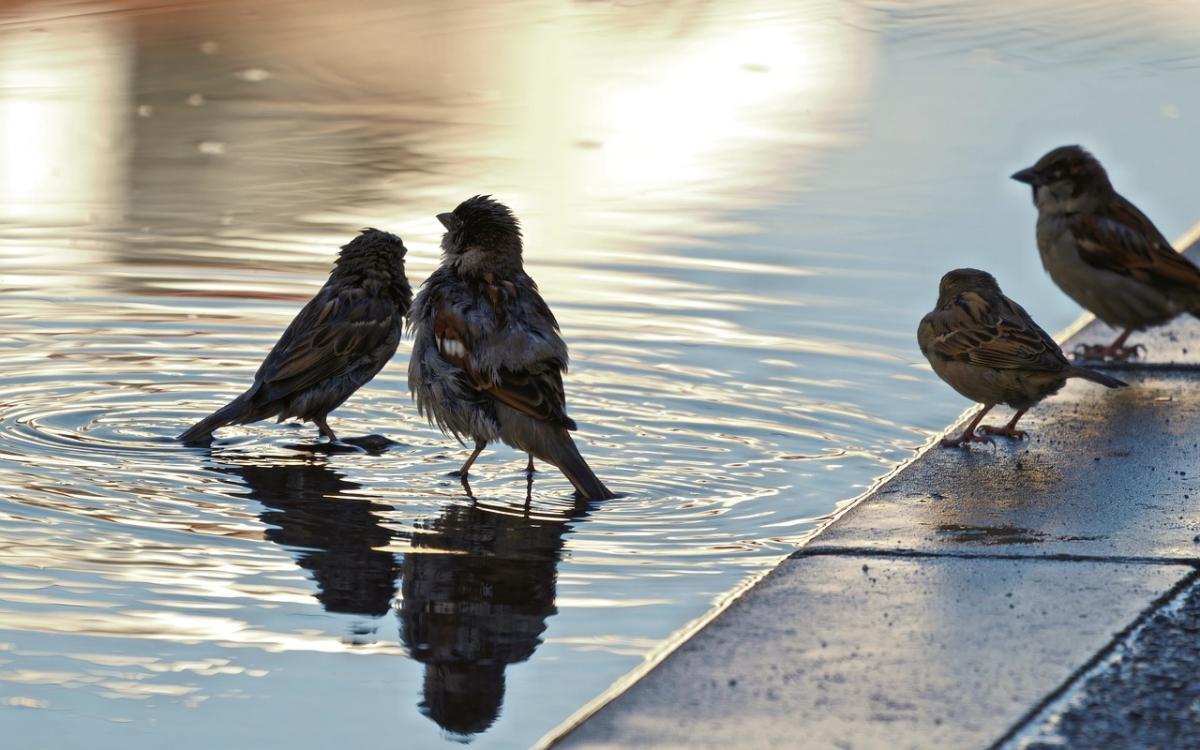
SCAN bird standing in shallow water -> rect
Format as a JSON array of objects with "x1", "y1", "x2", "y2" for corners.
[
  {"x1": 178, "y1": 228, "x2": 411, "y2": 444},
  {"x1": 407, "y1": 195, "x2": 615, "y2": 500},
  {"x1": 1012, "y1": 145, "x2": 1200, "y2": 361},
  {"x1": 918, "y1": 268, "x2": 1126, "y2": 448}
]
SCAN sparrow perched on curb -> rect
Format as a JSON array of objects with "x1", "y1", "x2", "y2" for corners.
[
  {"x1": 1012, "y1": 145, "x2": 1200, "y2": 361},
  {"x1": 407, "y1": 195, "x2": 615, "y2": 500},
  {"x1": 178, "y1": 228, "x2": 411, "y2": 444},
  {"x1": 918, "y1": 268, "x2": 1126, "y2": 447}
]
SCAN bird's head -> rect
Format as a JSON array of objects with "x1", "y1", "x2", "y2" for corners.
[
  {"x1": 330, "y1": 229, "x2": 410, "y2": 303},
  {"x1": 1010, "y1": 145, "x2": 1112, "y2": 213},
  {"x1": 437, "y1": 195, "x2": 523, "y2": 276},
  {"x1": 341, "y1": 227, "x2": 407, "y2": 258},
  {"x1": 334, "y1": 227, "x2": 407, "y2": 275},
  {"x1": 937, "y1": 267, "x2": 1000, "y2": 306}
]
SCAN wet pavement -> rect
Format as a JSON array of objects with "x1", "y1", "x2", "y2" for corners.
[{"x1": 550, "y1": 237, "x2": 1200, "y2": 749}]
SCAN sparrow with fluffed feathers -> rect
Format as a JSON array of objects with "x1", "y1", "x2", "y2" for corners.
[
  {"x1": 1012, "y1": 145, "x2": 1200, "y2": 361},
  {"x1": 178, "y1": 228, "x2": 411, "y2": 444},
  {"x1": 918, "y1": 268, "x2": 1126, "y2": 447},
  {"x1": 407, "y1": 195, "x2": 615, "y2": 500}
]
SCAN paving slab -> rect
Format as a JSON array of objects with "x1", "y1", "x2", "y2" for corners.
[
  {"x1": 804, "y1": 373, "x2": 1200, "y2": 561},
  {"x1": 1007, "y1": 571, "x2": 1200, "y2": 750},
  {"x1": 552, "y1": 556, "x2": 1189, "y2": 750}
]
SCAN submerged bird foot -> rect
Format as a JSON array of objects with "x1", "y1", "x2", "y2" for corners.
[{"x1": 980, "y1": 425, "x2": 1028, "y2": 440}]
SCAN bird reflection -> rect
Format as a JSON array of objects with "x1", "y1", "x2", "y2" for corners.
[
  {"x1": 213, "y1": 456, "x2": 588, "y2": 739},
  {"x1": 219, "y1": 458, "x2": 400, "y2": 617},
  {"x1": 397, "y1": 497, "x2": 589, "y2": 738}
]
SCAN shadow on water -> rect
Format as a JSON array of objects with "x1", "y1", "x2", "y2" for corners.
[{"x1": 213, "y1": 455, "x2": 587, "y2": 739}]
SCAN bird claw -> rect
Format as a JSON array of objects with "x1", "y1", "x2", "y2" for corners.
[
  {"x1": 1072, "y1": 342, "x2": 1144, "y2": 363},
  {"x1": 980, "y1": 425, "x2": 1028, "y2": 440},
  {"x1": 940, "y1": 432, "x2": 994, "y2": 449}
]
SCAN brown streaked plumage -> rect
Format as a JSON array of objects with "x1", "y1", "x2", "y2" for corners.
[
  {"x1": 178, "y1": 229, "x2": 411, "y2": 444},
  {"x1": 918, "y1": 268, "x2": 1126, "y2": 448},
  {"x1": 407, "y1": 196, "x2": 614, "y2": 500},
  {"x1": 1012, "y1": 145, "x2": 1200, "y2": 361}
]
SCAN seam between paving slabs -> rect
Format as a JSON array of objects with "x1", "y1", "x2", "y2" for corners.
[
  {"x1": 793, "y1": 547, "x2": 1200, "y2": 567},
  {"x1": 985, "y1": 568, "x2": 1200, "y2": 750}
]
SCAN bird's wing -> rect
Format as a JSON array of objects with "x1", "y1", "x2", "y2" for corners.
[
  {"x1": 254, "y1": 284, "x2": 399, "y2": 402},
  {"x1": 431, "y1": 280, "x2": 576, "y2": 430},
  {"x1": 1072, "y1": 195, "x2": 1200, "y2": 289},
  {"x1": 928, "y1": 291, "x2": 1069, "y2": 371}
]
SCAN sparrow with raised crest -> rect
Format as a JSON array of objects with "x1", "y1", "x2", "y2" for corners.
[
  {"x1": 407, "y1": 195, "x2": 615, "y2": 500},
  {"x1": 1012, "y1": 145, "x2": 1200, "y2": 361},
  {"x1": 918, "y1": 268, "x2": 1126, "y2": 447},
  {"x1": 178, "y1": 229, "x2": 411, "y2": 444}
]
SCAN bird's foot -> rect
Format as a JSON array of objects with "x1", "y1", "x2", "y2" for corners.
[
  {"x1": 447, "y1": 469, "x2": 469, "y2": 478},
  {"x1": 939, "y1": 431, "x2": 994, "y2": 449},
  {"x1": 338, "y1": 434, "x2": 399, "y2": 453},
  {"x1": 286, "y1": 440, "x2": 365, "y2": 454},
  {"x1": 980, "y1": 425, "x2": 1028, "y2": 440},
  {"x1": 1073, "y1": 342, "x2": 1144, "y2": 363}
]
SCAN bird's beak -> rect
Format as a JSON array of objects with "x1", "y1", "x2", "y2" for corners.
[
  {"x1": 436, "y1": 213, "x2": 457, "y2": 230},
  {"x1": 1010, "y1": 167, "x2": 1038, "y2": 185}
]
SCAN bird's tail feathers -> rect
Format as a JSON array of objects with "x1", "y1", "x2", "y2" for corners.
[
  {"x1": 1067, "y1": 366, "x2": 1127, "y2": 389},
  {"x1": 545, "y1": 435, "x2": 616, "y2": 500},
  {"x1": 177, "y1": 393, "x2": 255, "y2": 444}
]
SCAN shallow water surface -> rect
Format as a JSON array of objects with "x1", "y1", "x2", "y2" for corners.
[{"x1": 1, "y1": 1, "x2": 1198, "y2": 748}]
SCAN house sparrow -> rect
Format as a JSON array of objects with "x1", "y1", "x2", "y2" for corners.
[
  {"x1": 1011, "y1": 145, "x2": 1200, "y2": 361},
  {"x1": 918, "y1": 268, "x2": 1126, "y2": 447},
  {"x1": 178, "y1": 228, "x2": 411, "y2": 444},
  {"x1": 407, "y1": 195, "x2": 615, "y2": 500}
]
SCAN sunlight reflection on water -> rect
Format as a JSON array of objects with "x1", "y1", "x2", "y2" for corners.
[{"x1": 1, "y1": 0, "x2": 1199, "y2": 748}]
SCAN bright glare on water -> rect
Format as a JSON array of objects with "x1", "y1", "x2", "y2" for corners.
[{"x1": 1, "y1": 1, "x2": 1198, "y2": 747}]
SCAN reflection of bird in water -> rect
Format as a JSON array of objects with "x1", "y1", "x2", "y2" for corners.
[
  {"x1": 219, "y1": 459, "x2": 400, "y2": 617},
  {"x1": 397, "y1": 499, "x2": 588, "y2": 738}
]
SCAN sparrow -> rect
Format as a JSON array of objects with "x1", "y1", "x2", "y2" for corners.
[
  {"x1": 178, "y1": 228, "x2": 411, "y2": 444},
  {"x1": 407, "y1": 195, "x2": 615, "y2": 500},
  {"x1": 918, "y1": 268, "x2": 1126, "y2": 447},
  {"x1": 1011, "y1": 145, "x2": 1200, "y2": 361}
]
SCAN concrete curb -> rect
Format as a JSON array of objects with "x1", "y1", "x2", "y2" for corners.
[{"x1": 539, "y1": 224, "x2": 1200, "y2": 750}]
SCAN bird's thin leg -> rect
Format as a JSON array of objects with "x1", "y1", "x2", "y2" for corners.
[
  {"x1": 1106, "y1": 327, "x2": 1145, "y2": 360},
  {"x1": 1074, "y1": 327, "x2": 1143, "y2": 362},
  {"x1": 981, "y1": 408, "x2": 1029, "y2": 439},
  {"x1": 940, "y1": 405, "x2": 995, "y2": 448},
  {"x1": 314, "y1": 416, "x2": 338, "y2": 442},
  {"x1": 525, "y1": 455, "x2": 536, "y2": 475},
  {"x1": 450, "y1": 440, "x2": 486, "y2": 478}
]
